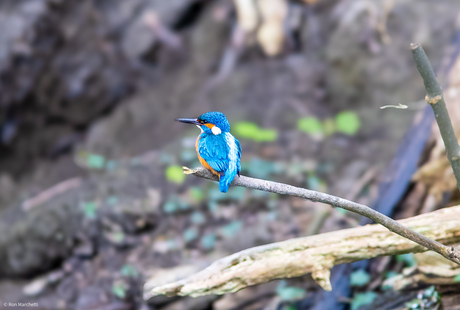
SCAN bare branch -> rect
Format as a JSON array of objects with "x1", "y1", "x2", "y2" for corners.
[
  {"x1": 182, "y1": 167, "x2": 460, "y2": 265},
  {"x1": 143, "y1": 44, "x2": 460, "y2": 299},
  {"x1": 144, "y1": 205, "x2": 460, "y2": 298},
  {"x1": 411, "y1": 43, "x2": 460, "y2": 191}
]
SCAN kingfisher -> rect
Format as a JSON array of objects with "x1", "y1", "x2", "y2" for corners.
[{"x1": 176, "y1": 111, "x2": 241, "y2": 193}]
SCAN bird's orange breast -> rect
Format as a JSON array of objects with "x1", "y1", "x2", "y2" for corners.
[{"x1": 196, "y1": 136, "x2": 221, "y2": 177}]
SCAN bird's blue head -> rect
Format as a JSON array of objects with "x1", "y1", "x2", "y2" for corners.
[{"x1": 176, "y1": 111, "x2": 230, "y2": 135}]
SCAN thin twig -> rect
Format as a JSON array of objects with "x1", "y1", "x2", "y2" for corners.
[
  {"x1": 411, "y1": 43, "x2": 460, "y2": 192},
  {"x1": 380, "y1": 103, "x2": 408, "y2": 110},
  {"x1": 22, "y1": 177, "x2": 82, "y2": 211},
  {"x1": 144, "y1": 205, "x2": 460, "y2": 298},
  {"x1": 184, "y1": 167, "x2": 460, "y2": 265}
]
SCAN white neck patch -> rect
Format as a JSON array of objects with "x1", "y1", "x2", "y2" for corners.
[{"x1": 211, "y1": 126, "x2": 222, "y2": 135}]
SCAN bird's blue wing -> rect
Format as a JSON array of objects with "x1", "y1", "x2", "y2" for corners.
[
  {"x1": 198, "y1": 134, "x2": 229, "y2": 173},
  {"x1": 235, "y1": 137, "x2": 241, "y2": 173}
]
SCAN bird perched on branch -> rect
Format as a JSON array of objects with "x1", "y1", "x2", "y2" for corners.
[{"x1": 176, "y1": 111, "x2": 241, "y2": 193}]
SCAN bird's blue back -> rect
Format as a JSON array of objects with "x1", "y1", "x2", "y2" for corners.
[{"x1": 197, "y1": 132, "x2": 241, "y2": 192}]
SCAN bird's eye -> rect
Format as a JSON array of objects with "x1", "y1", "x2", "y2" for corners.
[{"x1": 199, "y1": 119, "x2": 206, "y2": 124}]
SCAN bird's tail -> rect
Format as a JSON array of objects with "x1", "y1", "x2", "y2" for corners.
[{"x1": 219, "y1": 169, "x2": 237, "y2": 193}]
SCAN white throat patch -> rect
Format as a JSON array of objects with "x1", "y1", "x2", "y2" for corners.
[
  {"x1": 211, "y1": 126, "x2": 222, "y2": 135},
  {"x1": 196, "y1": 125, "x2": 204, "y2": 133}
]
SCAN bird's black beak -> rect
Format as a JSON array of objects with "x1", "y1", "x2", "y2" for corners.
[{"x1": 175, "y1": 118, "x2": 200, "y2": 125}]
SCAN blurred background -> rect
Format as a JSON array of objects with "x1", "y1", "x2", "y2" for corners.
[{"x1": 1, "y1": 0, "x2": 460, "y2": 309}]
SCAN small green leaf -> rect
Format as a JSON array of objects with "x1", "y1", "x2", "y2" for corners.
[
  {"x1": 112, "y1": 280, "x2": 127, "y2": 299},
  {"x1": 178, "y1": 198, "x2": 190, "y2": 210},
  {"x1": 382, "y1": 271, "x2": 399, "y2": 290},
  {"x1": 336, "y1": 111, "x2": 361, "y2": 135},
  {"x1": 233, "y1": 121, "x2": 278, "y2": 142},
  {"x1": 350, "y1": 269, "x2": 371, "y2": 287},
  {"x1": 106, "y1": 196, "x2": 118, "y2": 206},
  {"x1": 424, "y1": 285, "x2": 435, "y2": 297},
  {"x1": 233, "y1": 122, "x2": 259, "y2": 139},
  {"x1": 381, "y1": 284, "x2": 392, "y2": 291},
  {"x1": 453, "y1": 274, "x2": 460, "y2": 282},
  {"x1": 120, "y1": 265, "x2": 138, "y2": 277},
  {"x1": 307, "y1": 174, "x2": 321, "y2": 191},
  {"x1": 351, "y1": 292, "x2": 377, "y2": 310},
  {"x1": 208, "y1": 201, "x2": 219, "y2": 213},
  {"x1": 87, "y1": 154, "x2": 105, "y2": 169},
  {"x1": 255, "y1": 129, "x2": 278, "y2": 142},
  {"x1": 221, "y1": 220, "x2": 243, "y2": 238},
  {"x1": 184, "y1": 228, "x2": 198, "y2": 242},
  {"x1": 163, "y1": 200, "x2": 178, "y2": 213},
  {"x1": 81, "y1": 202, "x2": 98, "y2": 219},
  {"x1": 190, "y1": 187, "x2": 203, "y2": 202},
  {"x1": 277, "y1": 286, "x2": 307, "y2": 301},
  {"x1": 277, "y1": 280, "x2": 287, "y2": 290},
  {"x1": 166, "y1": 165, "x2": 185, "y2": 184},
  {"x1": 396, "y1": 253, "x2": 416, "y2": 267},
  {"x1": 201, "y1": 233, "x2": 216, "y2": 250},
  {"x1": 385, "y1": 271, "x2": 398, "y2": 279},
  {"x1": 110, "y1": 231, "x2": 125, "y2": 243},
  {"x1": 298, "y1": 117, "x2": 323, "y2": 134},
  {"x1": 190, "y1": 211, "x2": 206, "y2": 225},
  {"x1": 405, "y1": 298, "x2": 422, "y2": 309},
  {"x1": 336, "y1": 208, "x2": 348, "y2": 215}
]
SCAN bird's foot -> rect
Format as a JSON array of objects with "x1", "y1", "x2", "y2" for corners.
[{"x1": 182, "y1": 166, "x2": 194, "y2": 175}]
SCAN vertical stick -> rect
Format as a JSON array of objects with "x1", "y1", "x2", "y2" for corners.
[{"x1": 411, "y1": 43, "x2": 460, "y2": 192}]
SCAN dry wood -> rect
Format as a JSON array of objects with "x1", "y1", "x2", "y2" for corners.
[{"x1": 144, "y1": 204, "x2": 460, "y2": 299}]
